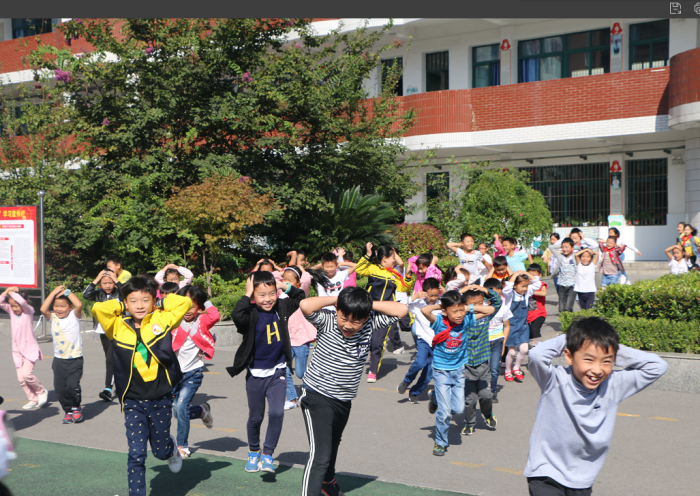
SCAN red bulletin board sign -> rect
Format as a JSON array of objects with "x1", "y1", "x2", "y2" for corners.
[{"x1": 0, "y1": 206, "x2": 38, "y2": 288}]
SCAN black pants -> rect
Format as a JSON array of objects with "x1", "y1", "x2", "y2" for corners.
[
  {"x1": 558, "y1": 286, "x2": 576, "y2": 313},
  {"x1": 577, "y1": 292, "x2": 596, "y2": 310},
  {"x1": 529, "y1": 316, "x2": 545, "y2": 340},
  {"x1": 300, "y1": 388, "x2": 351, "y2": 496},
  {"x1": 245, "y1": 368, "x2": 286, "y2": 455},
  {"x1": 99, "y1": 334, "x2": 114, "y2": 389},
  {"x1": 528, "y1": 477, "x2": 592, "y2": 496},
  {"x1": 52, "y1": 357, "x2": 83, "y2": 412},
  {"x1": 369, "y1": 322, "x2": 402, "y2": 375},
  {"x1": 463, "y1": 363, "x2": 492, "y2": 428}
]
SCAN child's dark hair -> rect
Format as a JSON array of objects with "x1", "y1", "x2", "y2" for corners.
[
  {"x1": 561, "y1": 237, "x2": 575, "y2": 248},
  {"x1": 607, "y1": 236, "x2": 618, "y2": 242},
  {"x1": 609, "y1": 227, "x2": 620, "y2": 238},
  {"x1": 54, "y1": 295, "x2": 73, "y2": 305},
  {"x1": 566, "y1": 316, "x2": 619, "y2": 356},
  {"x1": 321, "y1": 253, "x2": 337, "y2": 264},
  {"x1": 296, "y1": 249, "x2": 306, "y2": 257},
  {"x1": 106, "y1": 255, "x2": 123, "y2": 267},
  {"x1": 305, "y1": 268, "x2": 332, "y2": 289},
  {"x1": 493, "y1": 256, "x2": 508, "y2": 268},
  {"x1": 550, "y1": 232, "x2": 561, "y2": 240},
  {"x1": 283, "y1": 265, "x2": 302, "y2": 283},
  {"x1": 527, "y1": 263, "x2": 542, "y2": 275},
  {"x1": 336, "y1": 287, "x2": 373, "y2": 321},
  {"x1": 255, "y1": 258, "x2": 275, "y2": 271},
  {"x1": 251, "y1": 270, "x2": 276, "y2": 289},
  {"x1": 482, "y1": 277, "x2": 503, "y2": 291},
  {"x1": 478, "y1": 242, "x2": 488, "y2": 250},
  {"x1": 439, "y1": 290, "x2": 464, "y2": 308},
  {"x1": 121, "y1": 276, "x2": 159, "y2": 299},
  {"x1": 514, "y1": 273, "x2": 530, "y2": 285},
  {"x1": 164, "y1": 267, "x2": 180, "y2": 279},
  {"x1": 416, "y1": 252, "x2": 433, "y2": 267},
  {"x1": 570, "y1": 227, "x2": 582, "y2": 236},
  {"x1": 423, "y1": 277, "x2": 440, "y2": 291},
  {"x1": 5, "y1": 289, "x2": 29, "y2": 304},
  {"x1": 160, "y1": 282, "x2": 180, "y2": 296},
  {"x1": 177, "y1": 284, "x2": 207, "y2": 309},
  {"x1": 502, "y1": 236, "x2": 517, "y2": 245},
  {"x1": 343, "y1": 250, "x2": 354, "y2": 262},
  {"x1": 463, "y1": 289, "x2": 484, "y2": 302},
  {"x1": 369, "y1": 245, "x2": 394, "y2": 266},
  {"x1": 685, "y1": 224, "x2": 698, "y2": 236},
  {"x1": 444, "y1": 266, "x2": 467, "y2": 284},
  {"x1": 460, "y1": 233, "x2": 473, "y2": 242}
]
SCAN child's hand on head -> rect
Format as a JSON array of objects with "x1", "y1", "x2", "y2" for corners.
[
  {"x1": 365, "y1": 242, "x2": 373, "y2": 255},
  {"x1": 245, "y1": 274, "x2": 254, "y2": 298},
  {"x1": 337, "y1": 247, "x2": 346, "y2": 257}
]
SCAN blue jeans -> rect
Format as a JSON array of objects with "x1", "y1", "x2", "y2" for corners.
[
  {"x1": 489, "y1": 338, "x2": 504, "y2": 394},
  {"x1": 286, "y1": 344, "x2": 310, "y2": 401},
  {"x1": 403, "y1": 338, "x2": 433, "y2": 397},
  {"x1": 432, "y1": 368, "x2": 465, "y2": 448},
  {"x1": 172, "y1": 368, "x2": 204, "y2": 449},
  {"x1": 601, "y1": 273, "x2": 619, "y2": 287}
]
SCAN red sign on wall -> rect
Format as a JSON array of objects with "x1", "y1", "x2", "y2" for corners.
[
  {"x1": 500, "y1": 39, "x2": 511, "y2": 51},
  {"x1": 610, "y1": 160, "x2": 621, "y2": 173},
  {"x1": 0, "y1": 206, "x2": 38, "y2": 288}
]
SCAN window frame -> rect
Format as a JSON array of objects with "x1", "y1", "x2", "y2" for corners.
[
  {"x1": 625, "y1": 158, "x2": 668, "y2": 226},
  {"x1": 425, "y1": 51, "x2": 449, "y2": 93},
  {"x1": 472, "y1": 43, "x2": 501, "y2": 88},
  {"x1": 629, "y1": 19, "x2": 670, "y2": 71}
]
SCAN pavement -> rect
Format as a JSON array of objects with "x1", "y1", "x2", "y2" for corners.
[{"x1": 2, "y1": 271, "x2": 699, "y2": 496}]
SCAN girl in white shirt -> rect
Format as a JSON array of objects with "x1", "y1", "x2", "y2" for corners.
[
  {"x1": 574, "y1": 248, "x2": 598, "y2": 310},
  {"x1": 665, "y1": 245, "x2": 690, "y2": 275}
]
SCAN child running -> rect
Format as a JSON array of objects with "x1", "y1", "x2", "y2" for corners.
[
  {"x1": 665, "y1": 245, "x2": 690, "y2": 274},
  {"x1": 298, "y1": 287, "x2": 407, "y2": 496},
  {"x1": 503, "y1": 271, "x2": 542, "y2": 383},
  {"x1": 40, "y1": 285, "x2": 84, "y2": 423},
  {"x1": 482, "y1": 278, "x2": 512, "y2": 403},
  {"x1": 548, "y1": 237, "x2": 577, "y2": 312},
  {"x1": 526, "y1": 264, "x2": 548, "y2": 345},
  {"x1": 446, "y1": 234, "x2": 484, "y2": 284},
  {"x1": 397, "y1": 277, "x2": 441, "y2": 403},
  {"x1": 315, "y1": 250, "x2": 357, "y2": 310},
  {"x1": 407, "y1": 252, "x2": 442, "y2": 296},
  {"x1": 83, "y1": 269, "x2": 122, "y2": 401},
  {"x1": 574, "y1": 248, "x2": 598, "y2": 310},
  {"x1": 171, "y1": 285, "x2": 219, "y2": 459},
  {"x1": 679, "y1": 224, "x2": 700, "y2": 266},
  {"x1": 228, "y1": 271, "x2": 305, "y2": 474},
  {"x1": 607, "y1": 228, "x2": 641, "y2": 262},
  {"x1": 92, "y1": 276, "x2": 192, "y2": 494},
  {"x1": 155, "y1": 263, "x2": 194, "y2": 288},
  {"x1": 0, "y1": 287, "x2": 48, "y2": 410},
  {"x1": 524, "y1": 316, "x2": 668, "y2": 495},
  {"x1": 501, "y1": 237, "x2": 533, "y2": 272},
  {"x1": 422, "y1": 290, "x2": 496, "y2": 455},
  {"x1": 355, "y1": 242, "x2": 413, "y2": 383},
  {"x1": 487, "y1": 256, "x2": 513, "y2": 285},
  {"x1": 597, "y1": 237, "x2": 626, "y2": 288}
]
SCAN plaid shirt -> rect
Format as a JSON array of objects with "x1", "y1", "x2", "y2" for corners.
[{"x1": 464, "y1": 289, "x2": 502, "y2": 367}]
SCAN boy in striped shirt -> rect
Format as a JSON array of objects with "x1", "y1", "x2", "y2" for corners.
[
  {"x1": 299, "y1": 287, "x2": 407, "y2": 496},
  {"x1": 548, "y1": 238, "x2": 577, "y2": 312}
]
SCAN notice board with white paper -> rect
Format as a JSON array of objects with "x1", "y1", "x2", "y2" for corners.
[{"x1": 0, "y1": 206, "x2": 38, "y2": 288}]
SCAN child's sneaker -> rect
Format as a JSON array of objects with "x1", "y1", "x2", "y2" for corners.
[
  {"x1": 504, "y1": 372, "x2": 514, "y2": 382},
  {"x1": 428, "y1": 389, "x2": 437, "y2": 414},
  {"x1": 491, "y1": 393, "x2": 499, "y2": 404},
  {"x1": 178, "y1": 446, "x2": 190, "y2": 459},
  {"x1": 485, "y1": 414, "x2": 497, "y2": 429},
  {"x1": 37, "y1": 389, "x2": 48, "y2": 407},
  {"x1": 513, "y1": 370, "x2": 525, "y2": 381},
  {"x1": 71, "y1": 407, "x2": 84, "y2": 423},
  {"x1": 397, "y1": 380, "x2": 410, "y2": 394},
  {"x1": 62, "y1": 411, "x2": 74, "y2": 424},
  {"x1": 321, "y1": 478, "x2": 345, "y2": 496},
  {"x1": 22, "y1": 401, "x2": 39, "y2": 410},
  {"x1": 260, "y1": 453, "x2": 275, "y2": 473},
  {"x1": 167, "y1": 435, "x2": 183, "y2": 473},
  {"x1": 392, "y1": 346, "x2": 405, "y2": 355},
  {"x1": 462, "y1": 425, "x2": 475, "y2": 436},
  {"x1": 201, "y1": 402, "x2": 213, "y2": 428},
  {"x1": 245, "y1": 450, "x2": 261, "y2": 472},
  {"x1": 432, "y1": 443, "x2": 447, "y2": 456},
  {"x1": 366, "y1": 372, "x2": 377, "y2": 383},
  {"x1": 284, "y1": 400, "x2": 298, "y2": 410},
  {"x1": 99, "y1": 388, "x2": 112, "y2": 402},
  {"x1": 408, "y1": 394, "x2": 420, "y2": 404}
]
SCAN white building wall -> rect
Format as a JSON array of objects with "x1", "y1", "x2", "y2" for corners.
[
  {"x1": 0, "y1": 18, "x2": 11, "y2": 42},
  {"x1": 685, "y1": 129, "x2": 700, "y2": 227}
]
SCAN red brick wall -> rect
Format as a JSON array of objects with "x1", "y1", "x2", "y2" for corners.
[{"x1": 669, "y1": 47, "x2": 700, "y2": 109}]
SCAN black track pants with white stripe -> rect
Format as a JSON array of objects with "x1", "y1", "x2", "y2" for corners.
[{"x1": 300, "y1": 387, "x2": 352, "y2": 496}]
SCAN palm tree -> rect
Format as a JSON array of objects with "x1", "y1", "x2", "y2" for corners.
[{"x1": 295, "y1": 186, "x2": 397, "y2": 259}]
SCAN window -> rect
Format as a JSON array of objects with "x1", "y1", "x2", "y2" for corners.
[
  {"x1": 473, "y1": 44, "x2": 500, "y2": 88},
  {"x1": 12, "y1": 18, "x2": 52, "y2": 39},
  {"x1": 381, "y1": 58, "x2": 403, "y2": 96},
  {"x1": 426, "y1": 51, "x2": 449, "y2": 92},
  {"x1": 525, "y1": 163, "x2": 610, "y2": 226},
  {"x1": 519, "y1": 29, "x2": 610, "y2": 82},
  {"x1": 630, "y1": 20, "x2": 669, "y2": 70},
  {"x1": 626, "y1": 158, "x2": 667, "y2": 225}
]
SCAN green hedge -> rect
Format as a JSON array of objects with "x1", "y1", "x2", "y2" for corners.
[
  {"x1": 559, "y1": 310, "x2": 700, "y2": 354},
  {"x1": 595, "y1": 272, "x2": 700, "y2": 322}
]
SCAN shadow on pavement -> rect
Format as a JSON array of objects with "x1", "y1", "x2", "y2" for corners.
[
  {"x1": 82, "y1": 398, "x2": 116, "y2": 422},
  {"x1": 192, "y1": 392, "x2": 228, "y2": 405},
  {"x1": 149, "y1": 458, "x2": 232, "y2": 496},
  {"x1": 335, "y1": 471, "x2": 378, "y2": 492},
  {"x1": 276, "y1": 450, "x2": 308, "y2": 466},
  {"x1": 418, "y1": 421, "x2": 464, "y2": 447},
  {"x1": 8, "y1": 405, "x2": 61, "y2": 431},
  {"x1": 194, "y1": 436, "x2": 248, "y2": 454}
]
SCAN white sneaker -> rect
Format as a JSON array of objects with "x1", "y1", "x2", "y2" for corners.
[
  {"x1": 22, "y1": 401, "x2": 38, "y2": 410},
  {"x1": 201, "y1": 403, "x2": 213, "y2": 429},
  {"x1": 284, "y1": 400, "x2": 298, "y2": 410},
  {"x1": 168, "y1": 435, "x2": 183, "y2": 473},
  {"x1": 37, "y1": 389, "x2": 48, "y2": 407},
  {"x1": 392, "y1": 346, "x2": 405, "y2": 355},
  {"x1": 178, "y1": 446, "x2": 190, "y2": 460}
]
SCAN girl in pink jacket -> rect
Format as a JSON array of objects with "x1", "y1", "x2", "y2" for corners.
[
  {"x1": 407, "y1": 253, "x2": 443, "y2": 295},
  {"x1": 0, "y1": 287, "x2": 48, "y2": 410}
]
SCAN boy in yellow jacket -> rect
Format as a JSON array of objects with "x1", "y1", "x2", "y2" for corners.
[{"x1": 92, "y1": 276, "x2": 191, "y2": 496}]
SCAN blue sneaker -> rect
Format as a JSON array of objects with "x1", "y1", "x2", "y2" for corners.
[
  {"x1": 245, "y1": 450, "x2": 261, "y2": 472},
  {"x1": 260, "y1": 453, "x2": 275, "y2": 473}
]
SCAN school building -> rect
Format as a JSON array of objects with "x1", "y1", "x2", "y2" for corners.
[{"x1": 1, "y1": 18, "x2": 699, "y2": 260}]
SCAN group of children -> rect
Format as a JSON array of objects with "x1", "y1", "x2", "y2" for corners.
[{"x1": 0, "y1": 232, "x2": 670, "y2": 496}]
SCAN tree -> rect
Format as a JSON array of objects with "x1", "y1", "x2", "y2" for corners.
[
  {"x1": 294, "y1": 186, "x2": 397, "y2": 260},
  {"x1": 165, "y1": 174, "x2": 277, "y2": 295}
]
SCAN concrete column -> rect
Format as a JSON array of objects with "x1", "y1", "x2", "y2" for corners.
[{"x1": 685, "y1": 129, "x2": 700, "y2": 225}]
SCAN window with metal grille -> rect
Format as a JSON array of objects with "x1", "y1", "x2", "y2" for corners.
[
  {"x1": 473, "y1": 44, "x2": 501, "y2": 88},
  {"x1": 12, "y1": 18, "x2": 52, "y2": 39},
  {"x1": 518, "y1": 28, "x2": 610, "y2": 82},
  {"x1": 629, "y1": 20, "x2": 669, "y2": 70},
  {"x1": 626, "y1": 158, "x2": 667, "y2": 225},
  {"x1": 381, "y1": 58, "x2": 403, "y2": 96},
  {"x1": 426, "y1": 51, "x2": 449, "y2": 92},
  {"x1": 525, "y1": 163, "x2": 610, "y2": 227}
]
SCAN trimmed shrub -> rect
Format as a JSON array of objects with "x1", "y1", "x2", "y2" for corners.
[
  {"x1": 595, "y1": 272, "x2": 700, "y2": 322},
  {"x1": 391, "y1": 223, "x2": 448, "y2": 259},
  {"x1": 560, "y1": 310, "x2": 700, "y2": 354}
]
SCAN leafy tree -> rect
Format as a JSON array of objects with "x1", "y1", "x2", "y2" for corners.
[
  {"x1": 294, "y1": 186, "x2": 396, "y2": 260},
  {"x1": 165, "y1": 174, "x2": 277, "y2": 295}
]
